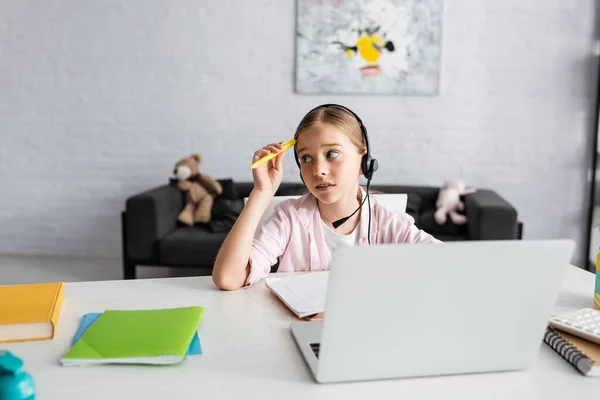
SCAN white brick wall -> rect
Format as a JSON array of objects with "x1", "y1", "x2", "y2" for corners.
[{"x1": 0, "y1": 0, "x2": 597, "y2": 267}]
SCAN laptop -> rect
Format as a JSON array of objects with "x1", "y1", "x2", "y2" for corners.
[{"x1": 290, "y1": 239, "x2": 575, "y2": 383}]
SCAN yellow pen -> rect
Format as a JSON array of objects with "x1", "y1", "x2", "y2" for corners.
[{"x1": 250, "y1": 139, "x2": 297, "y2": 170}]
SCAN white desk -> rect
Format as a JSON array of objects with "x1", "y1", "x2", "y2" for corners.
[{"x1": 3, "y1": 266, "x2": 600, "y2": 399}]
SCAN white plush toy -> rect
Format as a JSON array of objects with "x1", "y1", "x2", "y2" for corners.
[{"x1": 434, "y1": 178, "x2": 477, "y2": 225}]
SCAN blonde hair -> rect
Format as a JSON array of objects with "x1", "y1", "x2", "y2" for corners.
[{"x1": 293, "y1": 105, "x2": 366, "y2": 156}]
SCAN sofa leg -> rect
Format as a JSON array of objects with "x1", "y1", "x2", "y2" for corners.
[
  {"x1": 121, "y1": 210, "x2": 136, "y2": 279},
  {"x1": 123, "y1": 259, "x2": 136, "y2": 280},
  {"x1": 517, "y1": 222, "x2": 523, "y2": 240}
]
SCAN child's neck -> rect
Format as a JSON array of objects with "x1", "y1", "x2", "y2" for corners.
[{"x1": 318, "y1": 187, "x2": 362, "y2": 235}]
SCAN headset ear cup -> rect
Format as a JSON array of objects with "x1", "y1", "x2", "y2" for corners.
[
  {"x1": 363, "y1": 157, "x2": 378, "y2": 181},
  {"x1": 362, "y1": 155, "x2": 372, "y2": 180}
]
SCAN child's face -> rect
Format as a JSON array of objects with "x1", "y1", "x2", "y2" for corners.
[{"x1": 296, "y1": 123, "x2": 364, "y2": 204}]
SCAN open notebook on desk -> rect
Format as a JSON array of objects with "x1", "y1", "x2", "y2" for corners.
[{"x1": 265, "y1": 271, "x2": 329, "y2": 319}]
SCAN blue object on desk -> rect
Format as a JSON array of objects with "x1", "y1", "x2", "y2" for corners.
[
  {"x1": 72, "y1": 312, "x2": 203, "y2": 355},
  {"x1": 0, "y1": 351, "x2": 36, "y2": 400}
]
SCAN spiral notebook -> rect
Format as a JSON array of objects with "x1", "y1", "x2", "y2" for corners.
[{"x1": 544, "y1": 327, "x2": 600, "y2": 376}]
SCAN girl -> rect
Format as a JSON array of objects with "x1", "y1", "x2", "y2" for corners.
[{"x1": 212, "y1": 104, "x2": 440, "y2": 291}]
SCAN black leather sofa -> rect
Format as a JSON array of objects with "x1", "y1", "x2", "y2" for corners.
[{"x1": 121, "y1": 179, "x2": 521, "y2": 279}]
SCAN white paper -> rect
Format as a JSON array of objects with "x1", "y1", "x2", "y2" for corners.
[{"x1": 265, "y1": 271, "x2": 330, "y2": 318}]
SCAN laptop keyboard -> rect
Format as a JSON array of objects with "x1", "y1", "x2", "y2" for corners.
[{"x1": 310, "y1": 343, "x2": 320, "y2": 358}]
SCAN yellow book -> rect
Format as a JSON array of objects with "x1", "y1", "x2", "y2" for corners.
[{"x1": 0, "y1": 282, "x2": 64, "y2": 343}]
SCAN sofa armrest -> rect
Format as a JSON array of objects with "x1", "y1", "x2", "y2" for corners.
[
  {"x1": 124, "y1": 184, "x2": 183, "y2": 260},
  {"x1": 465, "y1": 190, "x2": 518, "y2": 240}
]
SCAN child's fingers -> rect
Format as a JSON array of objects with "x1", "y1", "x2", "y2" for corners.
[
  {"x1": 253, "y1": 142, "x2": 286, "y2": 167},
  {"x1": 252, "y1": 148, "x2": 271, "y2": 162},
  {"x1": 264, "y1": 144, "x2": 282, "y2": 154},
  {"x1": 274, "y1": 150, "x2": 285, "y2": 171},
  {"x1": 263, "y1": 142, "x2": 284, "y2": 151}
]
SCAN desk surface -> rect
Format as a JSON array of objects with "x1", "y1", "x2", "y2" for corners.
[{"x1": 3, "y1": 266, "x2": 600, "y2": 399}]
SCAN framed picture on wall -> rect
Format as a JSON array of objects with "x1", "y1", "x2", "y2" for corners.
[{"x1": 295, "y1": 0, "x2": 444, "y2": 95}]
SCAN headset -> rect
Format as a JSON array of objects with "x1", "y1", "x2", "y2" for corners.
[
  {"x1": 293, "y1": 104, "x2": 379, "y2": 243},
  {"x1": 293, "y1": 104, "x2": 378, "y2": 181}
]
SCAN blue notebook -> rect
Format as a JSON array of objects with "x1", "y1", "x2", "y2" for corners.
[{"x1": 72, "y1": 312, "x2": 202, "y2": 355}]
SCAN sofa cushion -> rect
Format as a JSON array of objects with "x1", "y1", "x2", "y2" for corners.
[
  {"x1": 234, "y1": 182, "x2": 256, "y2": 200},
  {"x1": 158, "y1": 226, "x2": 227, "y2": 267},
  {"x1": 218, "y1": 179, "x2": 238, "y2": 200},
  {"x1": 209, "y1": 198, "x2": 244, "y2": 232},
  {"x1": 405, "y1": 193, "x2": 423, "y2": 225},
  {"x1": 418, "y1": 210, "x2": 467, "y2": 237}
]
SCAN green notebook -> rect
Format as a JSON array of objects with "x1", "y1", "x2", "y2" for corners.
[{"x1": 60, "y1": 306, "x2": 204, "y2": 366}]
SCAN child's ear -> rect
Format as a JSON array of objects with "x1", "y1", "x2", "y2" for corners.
[{"x1": 360, "y1": 151, "x2": 367, "y2": 176}]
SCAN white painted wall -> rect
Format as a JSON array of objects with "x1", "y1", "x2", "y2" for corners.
[{"x1": 0, "y1": 1, "x2": 597, "y2": 267}]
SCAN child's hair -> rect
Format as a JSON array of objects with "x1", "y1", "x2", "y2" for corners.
[
  {"x1": 294, "y1": 105, "x2": 378, "y2": 197},
  {"x1": 293, "y1": 105, "x2": 366, "y2": 157}
]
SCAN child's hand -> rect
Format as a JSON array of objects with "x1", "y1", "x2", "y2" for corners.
[{"x1": 252, "y1": 142, "x2": 286, "y2": 195}]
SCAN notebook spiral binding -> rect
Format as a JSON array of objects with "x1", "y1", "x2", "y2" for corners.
[{"x1": 544, "y1": 327, "x2": 591, "y2": 369}]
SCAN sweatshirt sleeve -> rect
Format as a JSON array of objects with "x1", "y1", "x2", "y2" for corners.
[
  {"x1": 375, "y1": 206, "x2": 442, "y2": 244},
  {"x1": 394, "y1": 212, "x2": 442, "y2": 244},
  {"x1": 246, "y1": 206, "x2": 292, "y2": 286}
]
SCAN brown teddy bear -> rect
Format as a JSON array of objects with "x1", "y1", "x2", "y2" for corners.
[{"x1": 173, "y1": 153, "x2": 223, "y2": 225}]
